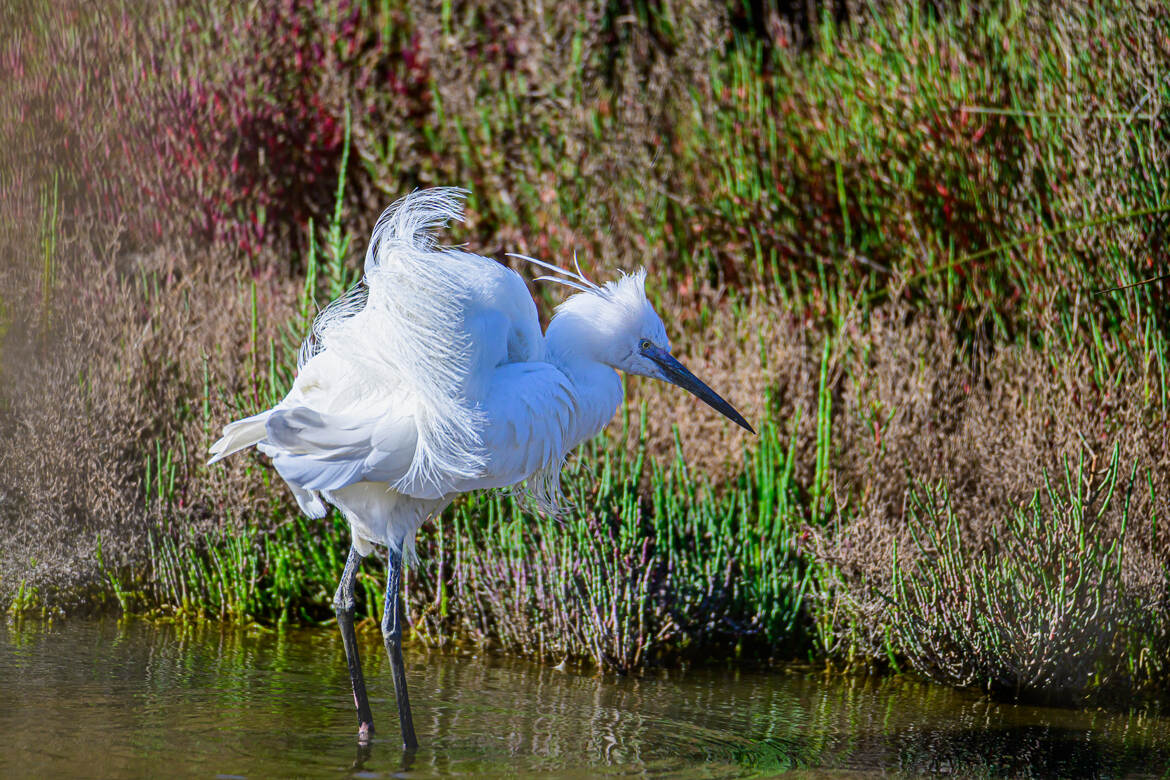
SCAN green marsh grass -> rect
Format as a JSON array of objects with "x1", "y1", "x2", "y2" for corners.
[
  {"x1": 881, "y1": 448, "x2": 1157, "y2": 697},
  {"x1": 156, "y1": 402, "x2": 812, "y2": 669}
]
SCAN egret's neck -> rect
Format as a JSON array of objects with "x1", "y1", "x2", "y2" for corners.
[{"x1": 545, "y1": 320, "x2": 623, "y2": 445}]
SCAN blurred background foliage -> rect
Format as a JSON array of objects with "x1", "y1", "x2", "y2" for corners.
[{"x1": 3, "y1": 0, "x2": 1170, "y2": 702}]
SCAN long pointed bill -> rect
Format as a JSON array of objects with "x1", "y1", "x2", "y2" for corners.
[{"x1": 643, "y1": 345, "x2": 755, "y2": 434}]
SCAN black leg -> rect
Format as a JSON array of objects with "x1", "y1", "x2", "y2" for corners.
[
  {"x1": 334, "y1": 546, "x2": 375, "y2": 742},
  {"x1": 382, "y1": 546, "x2": 419, "y2": 750}
]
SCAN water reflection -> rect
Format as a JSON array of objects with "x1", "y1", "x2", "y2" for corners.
[{"x1": 1, "y1": 618, "x2": 1168, "y2": 777}]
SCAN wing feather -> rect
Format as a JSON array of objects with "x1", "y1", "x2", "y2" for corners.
[
  {"x1": 294, "y1": 187, "x2": 542, "y2": 499},
  {"x1": 450, "y1": 362, "x2": 579, "y2": 495},
  {"x1": 260, "y1": 406, "x2": 417, "y2": 492},
  {"x1": 212, "y1": 187, "x2": 551, "y2": 511},
  {"x1": 260, "y1": 362, "x2": 577, "y2": 500}
]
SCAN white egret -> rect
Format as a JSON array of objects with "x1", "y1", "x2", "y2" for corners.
[{"x1": 208, "y1": 187, "x2": 753, "y2": 749}]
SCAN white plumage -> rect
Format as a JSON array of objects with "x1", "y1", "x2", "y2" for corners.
[
  {"x1": 209, "y1": 190, "x2": 571, "y2": 554},
  {"x1": 210, "y1": 188, "x2": 752, "y2": 559},
  {"x1": 207, "y1": 187, "x2": 753, "y2": 748}
]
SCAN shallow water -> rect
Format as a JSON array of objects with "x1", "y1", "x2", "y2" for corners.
[{"x1": 0, "y1": 619, "x2": 1168, "y2": 778}]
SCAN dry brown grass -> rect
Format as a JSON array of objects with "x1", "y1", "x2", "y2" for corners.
[
  {"x1": 808, "y1": 311, "x2": 1170, "y2": 693},
  {"x1": 616, "y1": 279, "x2": 1170, "y2": 691},
  {"x1": 0, "y1": 185, "x2": 305, "y2": 605}
]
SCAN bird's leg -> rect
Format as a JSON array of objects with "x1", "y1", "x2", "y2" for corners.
[
  {"x1": 334, "y1": 545, "x2": 375, "y2": 742},
  {"x1": 382, "y1": 546, "x2": 419, "y2": 751}
]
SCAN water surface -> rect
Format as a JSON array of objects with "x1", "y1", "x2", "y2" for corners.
[{"x1": 1, "y1": 619, "x2": 1168, "y2": 778}]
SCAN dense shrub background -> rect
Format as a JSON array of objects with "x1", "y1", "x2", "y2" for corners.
[{"x1": 3, "y1": 0, "x2": 1170, "y2": 700}]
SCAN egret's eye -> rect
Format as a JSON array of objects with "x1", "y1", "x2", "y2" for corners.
[{"x1": 639, "y1": 339, "x2": 652, "y2": 351}]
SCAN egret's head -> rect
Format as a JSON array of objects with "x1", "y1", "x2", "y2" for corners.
[{"x1": 514, "y1": 255, "x2": 754, "y2": 434}]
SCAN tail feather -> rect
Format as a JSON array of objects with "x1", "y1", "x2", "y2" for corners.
[{"x1": 208, "y1": 411, "x2": 271, "y2": 464}]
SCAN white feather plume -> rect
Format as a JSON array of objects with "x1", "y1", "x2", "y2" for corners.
[
  {"x1": 303, "y1": 187, "x2": 488, "y2": 498},
  {"x1": 507, "y1": 251, "x2": 610, "y2": 298},
  {"x1": 365, "y1": 187, "x2": 469, "y2": 268},
  {"x1": 297, "y1": 281, "x2": 368, "y2": 370},
  {"x1": 509, "y1": 459, "x2": 571, "y2": 519}
]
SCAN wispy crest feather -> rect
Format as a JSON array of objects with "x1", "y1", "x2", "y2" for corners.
[
  {"x1": 510, "y1": 253, "x2": 653, "y2": 332},
  {"x1": 507, "y1": 252, "x2": 610, "y2": 298}
]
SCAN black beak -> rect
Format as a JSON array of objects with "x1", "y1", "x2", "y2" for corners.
[{"x1": 642, "y1": 345, "x2": 755, "y2": 434}]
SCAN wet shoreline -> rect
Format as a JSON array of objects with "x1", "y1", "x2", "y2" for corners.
[{"x1": 3, "y1": 618, "x2": 1169, "y2": 778}]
